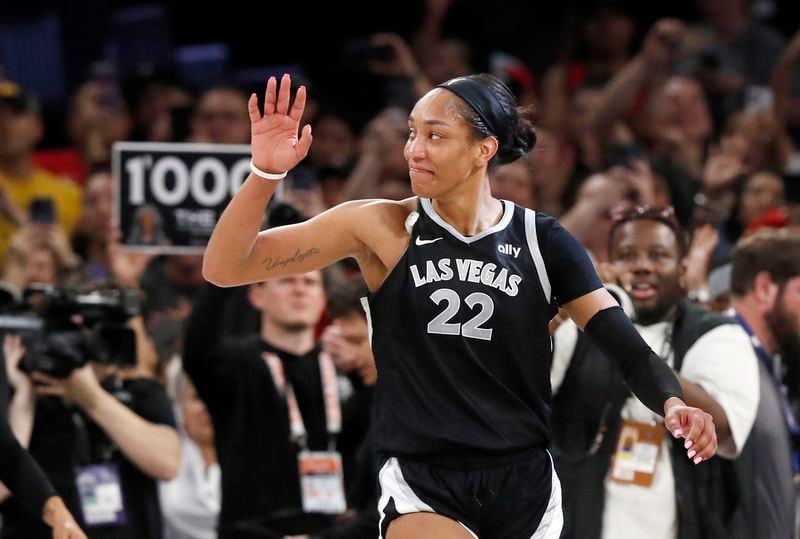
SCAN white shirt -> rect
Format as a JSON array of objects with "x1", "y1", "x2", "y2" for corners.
[
  {"x1": 160, "y1": 436, "x2": 221, "y2": 539},
  {"x1": 552, "y1": 312, "x2": 759, "y2": 539}
]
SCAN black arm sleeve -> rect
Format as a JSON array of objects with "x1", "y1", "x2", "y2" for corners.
[
  {"x1": 583, "y1": 306, "x2": 684, "y2": 415},
  {"x1": 0, "y1": 414, "x2": 55, "y2": 519}
]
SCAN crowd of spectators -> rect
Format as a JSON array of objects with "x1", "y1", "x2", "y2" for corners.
[{"x1": 0, "y1": 0, "x2": 799, "y2": 537}]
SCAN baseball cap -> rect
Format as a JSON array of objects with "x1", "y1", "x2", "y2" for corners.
[{"x1": 0, "y1": 81, "x2": 39, "y2": 114}]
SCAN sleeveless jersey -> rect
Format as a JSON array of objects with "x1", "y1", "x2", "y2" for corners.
[{"x1": 365, "y1": 198, "x2": 602, "y2": 463}]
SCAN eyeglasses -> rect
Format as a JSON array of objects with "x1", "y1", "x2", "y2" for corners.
[
  {"x1": 608, "y1": 205, "x2": 687, "y2": 256},
  {"x1": 610, "y1": 205, "x2": 676, "y2": 224}
]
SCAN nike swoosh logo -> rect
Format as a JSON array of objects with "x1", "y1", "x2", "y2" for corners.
[{"x1": 415, "y1": 236, "x2": 443, "y2": 246}]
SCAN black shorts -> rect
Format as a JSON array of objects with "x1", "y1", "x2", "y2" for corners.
[{"x1": 377, "y1": 448, "x2": 563, "y2": 539}]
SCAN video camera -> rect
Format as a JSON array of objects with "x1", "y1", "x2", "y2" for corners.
[{"x1": 0, "y1": 284, "x2": 141, "y2": 378}]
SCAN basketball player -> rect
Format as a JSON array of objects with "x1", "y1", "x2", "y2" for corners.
[{"x1": 202, "y1": 73, "x2": 717, "y2": 539}]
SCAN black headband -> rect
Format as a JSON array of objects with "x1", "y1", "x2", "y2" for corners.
[{"x1": 436, "y1": 76, "x2": 509, "y2": 145}]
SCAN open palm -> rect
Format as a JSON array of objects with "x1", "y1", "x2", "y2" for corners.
[{"x1": 248, "y1": 74, "x2": 313, "y2": 174}]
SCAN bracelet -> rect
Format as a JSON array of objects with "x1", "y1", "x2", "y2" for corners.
[{"x1": 250, "y1": 160, "x2": 287, "y2": 180}]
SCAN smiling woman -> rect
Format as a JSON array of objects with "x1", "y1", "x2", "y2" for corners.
[{"x1": 202, "y1": 72, "x2": 718, "y2": 539}]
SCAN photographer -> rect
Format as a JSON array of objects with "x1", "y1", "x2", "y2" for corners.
[
  {"x1": 0, "y1": 336, "x2": 86, "y2": 539},
  {"x1": 0, "y1": 334, "x2": 84, "y2": 539},
  {"x1": 0, "y1": 286, "x2": 180, "y2": 539}
]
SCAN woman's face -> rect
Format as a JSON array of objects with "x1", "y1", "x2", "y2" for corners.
[
  {"x1": 653, "y1": 78, "x2": 712, "y2": 144},
  {"x1": 490, "y1": 161, "x2": 535, "y2": 208},
  {"x1": 739, "y1": 172, "x2": 785, "y2": 226},
  {"x1": 405, "y1": 89, "x2": 488, "y2": 199},
  {"x1": 80, "y1": 172, "x2": 113, "y2": 241},
  {"x1": 728, "y1": 111, "x2": 786, "y2": 171},
  {"x1": 25, "y1": 247, "x2": 57, "y2": 285}
]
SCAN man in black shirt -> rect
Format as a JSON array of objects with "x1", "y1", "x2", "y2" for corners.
[{"x1": 184, "y1": 272, "x2": 338, "y2": 538}]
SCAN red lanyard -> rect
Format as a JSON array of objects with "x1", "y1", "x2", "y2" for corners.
[{"x1": 263, "y1": 351, "x2": 341, "y2": 449}]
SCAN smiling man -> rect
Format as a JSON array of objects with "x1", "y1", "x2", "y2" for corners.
[{"x1": 550, "y1": 206, "x2": 759, "y2": 539}]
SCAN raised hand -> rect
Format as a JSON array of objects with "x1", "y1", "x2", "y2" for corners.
[
  {"x1": 684, "y1": 224, "x2": 719, "y2": 291},
  {"x1": 249, "y1": 74, "x2": 313, "y2": 174},
  {"x1": 106, "y1": 228, "x2": 154, "y2": 289},
  {"x1": 702, "y1": 146, "x2": 745, "y2": 195},
  {"x1": 641, "y1": 18, "x2": 686, "y2": 68}
]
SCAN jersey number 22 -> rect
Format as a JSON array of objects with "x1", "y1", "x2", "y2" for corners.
[{"x1": 427, "y1": 288, "x2": 494, "y2": 341}]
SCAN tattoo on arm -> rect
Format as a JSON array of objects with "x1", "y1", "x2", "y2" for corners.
[{"x1": 262, "y1": 247, "x2": 321, "y2": 272}]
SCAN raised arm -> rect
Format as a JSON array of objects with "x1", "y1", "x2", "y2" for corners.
[
  {"x1": 203, "y1": 75, "x2": 365, "y2": 287},
  {"x1": 592, "y1": 19, "x2": 684, "y2": 134}
]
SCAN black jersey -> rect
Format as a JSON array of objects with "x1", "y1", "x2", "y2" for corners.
[{"x1": 365, "y1": 198, "x2": 601, "y2": 465}]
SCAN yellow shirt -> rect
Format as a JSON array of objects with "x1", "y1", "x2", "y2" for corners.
[{"x1": 0, "y1": 168, "x2": 82, "y2": 263}]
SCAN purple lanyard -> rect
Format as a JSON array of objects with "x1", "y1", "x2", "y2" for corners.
[{"x1": 733, "y1": 313, "x2": 800, "y2": 437}]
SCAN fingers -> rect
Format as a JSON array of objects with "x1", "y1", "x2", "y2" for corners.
[
  {"x1": 690, "y1": 423, "x2": 717, "y2": 462},
  {"x1": 681, "y1": 411, "x2": 719, "y2": 464},
  {"x1": 35, "y1": 384, "x2": 65, "y2": 397},
  {"x1": 264, "y1": 76, "x2": 278, "y2": 115},
  {"x1": 248, "y1": 92, "x2": 261, "y2": 124},
  {"x1": 370, "y1": 32, "x2": 399, "y2": 46},
  {"x1": 3, "y1": 333, "x2": 18, "y2": 349},
  {"x1": 297, "y1": 124, "x2": 313, "y2": 158},
  {"x1": 276, "y1": 74, "x2": 292, "y2": 115},
  {"x1": 663, "y1": 411, "x2": 683, "y2": 439},
  {"x1": 289, "y1": 85, "x2": 307, "y2": 121},
  {"x1": 665, "y1": 407, "x2": 716, "y2": 463},
  {"x1": 684, "y1": 411, "x2": 704, "y2": 447},
  {"x1": 31, "y1": 371, "x2": 58, "y2": 386}
]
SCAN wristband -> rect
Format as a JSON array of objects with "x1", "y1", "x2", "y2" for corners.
[{"x1": 250, "y1": 160, "x2": 287, "y2": 180}]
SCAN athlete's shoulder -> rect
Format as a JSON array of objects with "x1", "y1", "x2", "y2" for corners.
[
  {"x1": 338, "y1": 197, "x2": 417, "y2": 232},
  {"x1": 354, "y1": 196, "x2": 417, "y2": 214},
  {"x1": 508, "y1": 204, "x2": 559, "y2": 234},
  {"x1": 529, "y1": 208, "x2": 558, "y2": 225}
]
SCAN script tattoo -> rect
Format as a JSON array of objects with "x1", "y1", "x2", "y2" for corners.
[{"x1": 262, "y1": 247, "x2": 320, "y2": 272}]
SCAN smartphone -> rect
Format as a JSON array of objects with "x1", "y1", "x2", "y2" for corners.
[{"x1": 29, "y1": 197, "x2": 55, "y2": 224}]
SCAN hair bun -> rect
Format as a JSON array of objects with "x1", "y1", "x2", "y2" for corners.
[{"x1": 496, "y1": 115, "x2": 536, "y2": 165}]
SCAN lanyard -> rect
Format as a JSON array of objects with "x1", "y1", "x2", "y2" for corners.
[
  {"x1": 263, "y1": 351, "x2": 341, "y2": 450},
  {"x1": 733, "y1": 313, "x2": 800, "y2": 439}
]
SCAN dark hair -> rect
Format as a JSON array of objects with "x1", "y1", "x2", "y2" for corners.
[
  {"x1": 437, "y1": 73, "x2": 536, "y2": 170},
  {"x1": 608, "y1": 206, "x2": 688, "y2": 258},
  {"x1": 730, "y1": 228, "x2": 800, "y2": 297},
  {"x1": 266, "y1": 201, "x2": 305, "y2": 229},
  {"x1": 326, "y1": 278, "x2": 369, "y2": 320}
]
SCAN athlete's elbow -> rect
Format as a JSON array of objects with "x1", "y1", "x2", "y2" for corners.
[{"x1": 202, "y1": 255, "x2": 239, "y2": 287}]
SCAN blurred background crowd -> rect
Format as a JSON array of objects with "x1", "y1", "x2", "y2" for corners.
[{"x1": 0, "y1": 0, "x2": 800, "y2": 537}]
